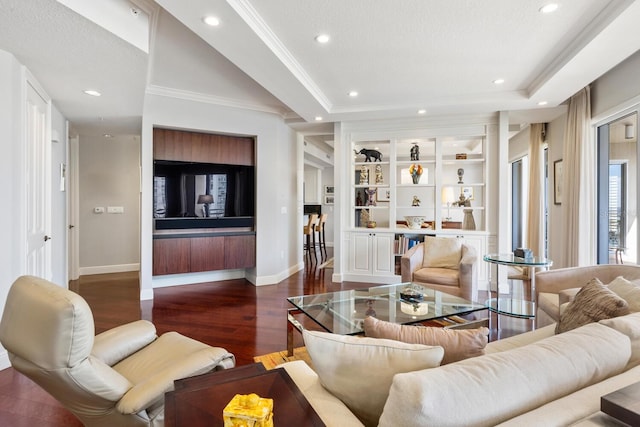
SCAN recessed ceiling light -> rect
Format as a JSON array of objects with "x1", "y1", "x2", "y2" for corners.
[
  {"x1": 493, "y1": 78, "x2": 505, "y2": 85},
  {"x1": 83, "y1": 90, "x2": 101, "y2": 97},
  {"x1": 315, "y1": 116, "x2": 323, "y2": 121},
  {"x1": 103, "y1": 134, "x2": 113, "y2": 138},
  {"x1": 348, "y1": 91, "x2": 358, "y2": 97},
  {"x1": 203, "y1": 15, "x2": 220, "y2": 26},
  {"x1": 538, "y1": 101, "x2": 548, "y2": 106},
  {"x1": 539, "y1": 3, "x2": 559, "y2": 13},
  {"x1": 417, "y1": 109, "x2": 427, "y2": 115},
  {"x1": 315, "y1": 34, "x2": 330, "y2": 44}
]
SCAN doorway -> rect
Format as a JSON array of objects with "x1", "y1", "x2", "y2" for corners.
[{"x1": 597, "y1": 112, "x2": 638, "y2": 265}]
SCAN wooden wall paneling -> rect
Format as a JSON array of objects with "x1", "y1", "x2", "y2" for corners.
[
  {"x1": 153, "y1": 128, "x2": 166, "y2": 159},
  {"x1": 190, "y1": 236, "x2": 225, "y2": 272},
  {"x1": 224, "y1": 235, "x2": 256, "y2": 268},
  {"x1": 153, "y1": 238, "x2": 191, "y2": 275},
  {"x1": 190, "y1": 132, "x2": 205, "y2": 162}
]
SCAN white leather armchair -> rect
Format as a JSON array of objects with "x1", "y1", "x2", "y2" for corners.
[{"x1": 0, "y1": 275, "x2": 235, "y2": 427}]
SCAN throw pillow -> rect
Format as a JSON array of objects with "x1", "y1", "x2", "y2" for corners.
[
  {"x1": 608, "y1": 276, "x2": 640, "y2": 312},
  {"x1": 302, "y1": 329, "x2": 444, "y2": 427},
  {"x1": 556, "y1": 278, "x2": 630, "y2": 334},
  {"x1": 422, "y1": 236, "x2": 461, "y2": 270},
  {"x1": 363, "y1": 316, "x2": 489, "y2": 364}
]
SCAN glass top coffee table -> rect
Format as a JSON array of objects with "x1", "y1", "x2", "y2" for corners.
[{"x1": 286, "y1": 283, "x2": 486, "y2": 356}]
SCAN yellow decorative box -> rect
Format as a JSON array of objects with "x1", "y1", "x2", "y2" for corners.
[{"x1": 223, "y1": 393, "x2": 274, "y2": 427}]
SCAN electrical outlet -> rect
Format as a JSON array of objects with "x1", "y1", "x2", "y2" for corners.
[
  {"x1": 107, "y1": 206, "x2": 124, "y2": 214},
  {"x1": 94, "y1": 207, "x2": 105, "y2": 214}
]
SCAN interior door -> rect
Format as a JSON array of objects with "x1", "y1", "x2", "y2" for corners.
[{"x1": 25, "y1": 79, "x2": 52, "y2": 279}]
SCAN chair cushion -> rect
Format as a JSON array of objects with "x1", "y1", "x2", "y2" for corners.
[
  {"x1": 422, "y1": 236, "x2": 461, "y2": 270},
  {"x1": 303, "y1": 329, "x2": 443, "y2": 427},
  {"x1": 363, "y1": 316, "x2": 488, "y2": 364},
  {"x1": 0, "y1": 276, "x2": 95, "y2": 369},
  {"x1": 413, "y1": 267, "x2": 459, "y2": 286},
  {"x1": 556, "y1": 278, "x2": 630, "y2": 334}
]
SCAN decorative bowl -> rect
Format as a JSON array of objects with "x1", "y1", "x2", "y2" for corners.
[{"x1": 404, "y1": 215, "x2": 426, "y2": 229}]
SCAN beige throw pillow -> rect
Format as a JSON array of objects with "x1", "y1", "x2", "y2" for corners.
[
  {"x1": 364, "y1": 316, "x2": 489, "y2": 364},
  {"x1": 422, "y1": 236, "x2": 461, "y2": 269},
  {"x1": 608, "y1": 276, "x2": 640, "y2": 312},
  {"x1": 302, "y1": 329, "x2": 444, "y2": 427},
  {"x1": 556, "y1": 278, "x2": 630, "y2": 334}
]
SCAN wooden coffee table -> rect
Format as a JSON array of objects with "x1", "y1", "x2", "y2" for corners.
[
  {"x1": 165, "y1": 363, "x2": 324, "y2": 426},
  {"x1": 601, "y1": 381, "x2": 640, "y2": 425}
]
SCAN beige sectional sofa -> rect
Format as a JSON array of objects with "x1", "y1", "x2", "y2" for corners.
[
  {"x1": 536, "y1": 264, "x2": 640, "y2": 327},
  {"x1": 278, "y1": 266, "x2": 640, "y2": 426}
]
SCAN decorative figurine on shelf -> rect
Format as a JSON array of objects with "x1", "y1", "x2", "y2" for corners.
[
  {"x1": 409, "y1": 164, "x2": 423, "y2": 184},
  {"x1": 360, "y1": 208, "x2": 370, "y2": 226},
  {"x1": 365, "y1": 188, "x2": 377, "y2": 206},
  {"x1": 454, "y1": 193, "x2": 476, "y2": 230},
  {"x1": 410, "y1": 143, "x2": 420, "y2": 161},
  {"x1": 457, "y1": 168, "x2": 465, "y2": 184},
  {"x1": 355, "y1": 148, "x2": 383, "y2": 162},
  {"x1": 359, "y1": 165, "x2": 369, "y2": 184},
  {"x1": 375, "y1": 164, "x2": 384, "y2": 184},
  {"x1": 412, "y1": 195, "x2": 421, "y2": 206},
  {"x1": 355, "y1": 192, "x2": 363, "y2": 206}
]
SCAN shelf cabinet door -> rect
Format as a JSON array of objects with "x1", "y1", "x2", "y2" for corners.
[
  {"x1": 349, "y1": 232, "x2": 394, "y2": 275},
  {"x1": 153, "y1": 238, "x2": 191, "y2": 275},
  {"x1": 190, "y1": 236, "x2": 225, "y2": 272},
  {"x1": 225, "y1": 235, "x2": 256, "y2": 269},
  {"x1": 371, "y1": 233, "x2": 395, "y2": 275}
]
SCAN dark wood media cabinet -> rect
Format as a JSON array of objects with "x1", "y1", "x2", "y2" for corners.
[
  {"x1": 153, "y1": 231, "x2": 256, "y2": 275},
  {"x1": 152, "y1": 128, "x2": 257, "y2": 277}
]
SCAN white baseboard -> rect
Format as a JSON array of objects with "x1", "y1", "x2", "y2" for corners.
[
  {"x1": 79, "y1": 263, "x2": 139, "y2": 276},
  {"x1": 252, "y1": 263, "x2": 304, "y2": 286},
  {"x1": 151, "y1": 270, "x2": 247, "y2": 289}
]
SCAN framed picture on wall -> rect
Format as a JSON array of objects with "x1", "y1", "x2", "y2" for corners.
[
  {"x1": 324, "y1": 195, "x2": 334, "y2": 205},
  {"x1": 554, "y1": 159, "x2": 563, "y2": 205},
  {"x1": 324, "y1": 185, "x2": 335, "y2": 195},
  {"x1": 376, "y1": 189, "x2": 390, "y2": 202}
]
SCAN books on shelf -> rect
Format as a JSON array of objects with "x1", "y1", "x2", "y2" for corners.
[{"x1": 394, "y1": 235, "x2": 423, "y2": 255}]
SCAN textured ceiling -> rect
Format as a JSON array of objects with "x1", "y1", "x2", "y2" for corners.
[{"x1": 1, "y1": 0, "x2": 640, "y2": 138}]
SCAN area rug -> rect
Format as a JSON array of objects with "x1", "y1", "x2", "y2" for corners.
[
  {"x1": 253, "y1": 346, "x2": 313, "y2": 370},
  {"x1": 317, "y1": 257, "x2": 334, "y2": 269}
]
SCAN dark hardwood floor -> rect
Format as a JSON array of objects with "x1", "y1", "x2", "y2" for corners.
[{"x1": 0, "y1": 255, "x2": 531, "y2": 426}]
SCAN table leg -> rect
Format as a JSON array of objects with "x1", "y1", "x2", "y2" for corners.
[{"x1": 287, "y1": 309, "x2": 303, "y2": 357}]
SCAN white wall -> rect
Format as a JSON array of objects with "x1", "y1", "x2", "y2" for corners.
[
  {"x1": 78, "y1": 134, "x2": 141, "y2": 274},
  {"x1": 50, "y1": 106, "x2": 68, "y2": 284},
  {"x1": 141, "y1": 93, "x2": 299, "y2": 298},
  {"x1": 0, "y1": 50, "x2": 23, "y2": 369},
  {"x1": 592, "y1": 50, "x2": 640, "y2": 120}
]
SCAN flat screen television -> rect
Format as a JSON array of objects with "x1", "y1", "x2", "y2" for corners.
[{"x1": 153, "y1": 160, "x2": 255, "y2": 230}]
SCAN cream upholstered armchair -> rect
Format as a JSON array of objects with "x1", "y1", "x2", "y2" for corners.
[
  {"x1": 401, "y1": 236, "x2": 478, "y2": 302},
  {"x1": 0, "y1": 275, "x2": 235, "y2": 427}
]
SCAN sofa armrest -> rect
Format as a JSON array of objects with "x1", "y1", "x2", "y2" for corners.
[
  {"x1": 401, "y1": 243, "x2": 424, "y2": 282},
  {"x1": 92, "y1": 320, "x2": 157, "y2": 366},
  {"x1": 559, "y1": 287, "x2": 581, "y2": 306},
  {"x1": 278, "y1": 361, "x2": 365, "y2": 427},
  {"x1": 459, "y1": 244, "x2": 478, "y2": 301}
]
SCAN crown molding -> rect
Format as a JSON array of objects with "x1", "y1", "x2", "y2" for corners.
[{"x1": 146, "y1": 84, "x2": 290, "y2": 117}]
